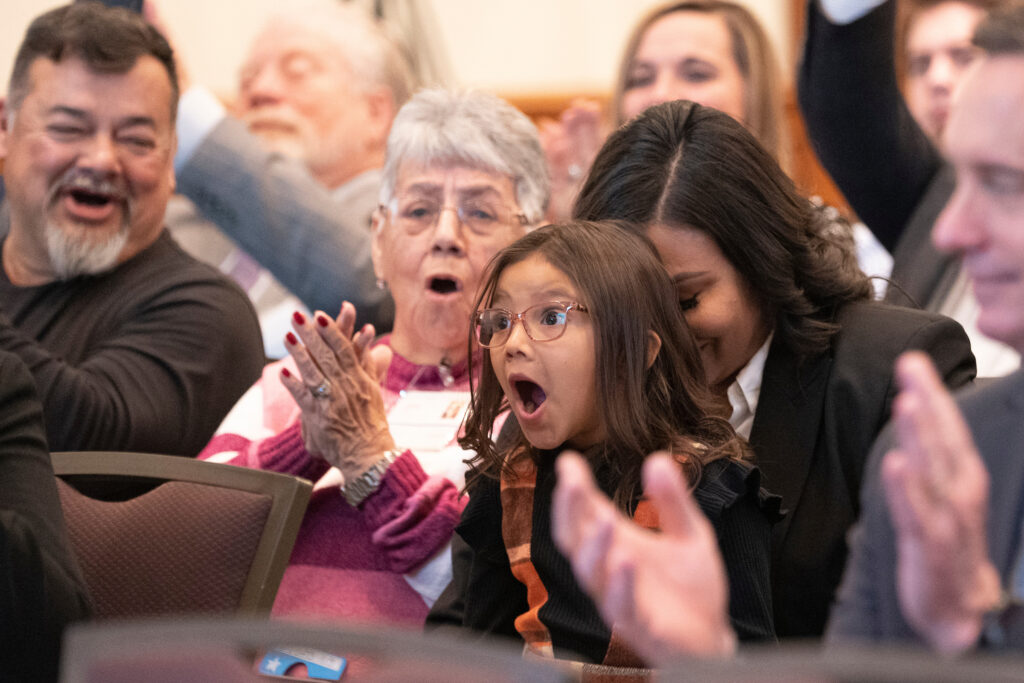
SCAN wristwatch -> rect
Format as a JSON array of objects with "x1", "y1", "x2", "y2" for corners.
[{"x1": 341, "y1": 449, "x2": 401, "y2": 507}]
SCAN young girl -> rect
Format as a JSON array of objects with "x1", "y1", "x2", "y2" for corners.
[{"x1": 426, "y1": 221, "x2": 778, "y2": 666}]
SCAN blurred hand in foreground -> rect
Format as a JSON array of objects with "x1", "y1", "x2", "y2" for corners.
[{"x1": 551, "y1": 451, "x2": 736, "y2": 663}]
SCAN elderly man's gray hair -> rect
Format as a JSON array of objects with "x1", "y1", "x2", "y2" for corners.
[
  {"x1": 379, "y1": 89, "x2": 550, "y2": 224},
  {"x1": 262, "y1": 2, "x2": 414, "y2": 108}
]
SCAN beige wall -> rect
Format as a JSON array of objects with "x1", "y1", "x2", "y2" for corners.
[
  {"x1": 1, "y1": 1, "x2": 794, "y2": 100},
  {"x1": 431, "y1": 0, "x2": 794, "y2": 95}
]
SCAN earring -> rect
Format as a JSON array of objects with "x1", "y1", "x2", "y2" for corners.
[{"x1": 376, "y1": 278, "x2": 388, "y2": 291}]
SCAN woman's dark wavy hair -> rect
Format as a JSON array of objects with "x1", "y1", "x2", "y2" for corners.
[
  {"x1": 459, "y1": 220, "x2": 749, "y2": 510},
  {"x1": 573, "y1": 101, "x2": 872, "y2": 359}
]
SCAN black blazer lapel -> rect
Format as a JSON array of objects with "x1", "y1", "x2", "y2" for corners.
[
  {"x1": 748, "y1": 338, "x2": 832, "y2": 543},
  {"x1": 885, "y1": 165, "x2": 959, "y2": 311}
]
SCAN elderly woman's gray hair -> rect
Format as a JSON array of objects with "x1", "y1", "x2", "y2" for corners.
[{"x1": 379, "y1": 89, "x2": 550, "y2": 224}]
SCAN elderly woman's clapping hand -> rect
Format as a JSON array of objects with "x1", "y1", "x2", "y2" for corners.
[{"x1": 280, "y1": 302, "x2": 396, "y2": 483}]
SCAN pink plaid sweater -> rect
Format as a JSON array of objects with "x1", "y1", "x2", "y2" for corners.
[{"x1": 199, "y1": 340, "x2": 469, "y2": 625}]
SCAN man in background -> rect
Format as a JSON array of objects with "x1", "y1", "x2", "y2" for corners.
[
  {"x1": 551, "y1": 3, "x2": 1024, "y2": 658},
  {"x1": 0, "y1": 2, "x2": 263, "y2": 455},
  {"x1": 169, "y1": 2, "x2": 413, "y2": 354},
  {"x1": 827, "y1": 3, "x2": 1024, "y2": 649},
  {"x1": 898, "y1": 0, "x2": 996, "y2": 145},
  {"x1": 800, "y1": 0, "x2": 1018, "y2": 376}
]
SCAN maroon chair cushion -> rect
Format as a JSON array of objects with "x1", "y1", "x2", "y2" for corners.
[{"x1": 57, "y1": 479, "x2": 272, "y2": 618}]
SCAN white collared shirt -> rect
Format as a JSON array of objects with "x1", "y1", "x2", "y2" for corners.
[
  {"x1": 938, "y1": 270, "x2": 1020, "y2": 378},
  {"x1": 726, "y1": 333, "x2": 774, "y2": 440},
  {"x1": 817, "y1": 0, "x2": 886, "y2": 24}
]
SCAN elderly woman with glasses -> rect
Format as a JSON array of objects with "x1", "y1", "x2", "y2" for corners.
[{"x1": 199, "y1": 89, "x2": 548, "y2": 625}]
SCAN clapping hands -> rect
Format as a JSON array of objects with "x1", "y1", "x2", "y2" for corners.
[
  {"x1": 279, "y1": 302, "x2": 396, "y2": 482},
  {"x1": 882, "y1": 352, "x2": 1002, "y2": 653}
]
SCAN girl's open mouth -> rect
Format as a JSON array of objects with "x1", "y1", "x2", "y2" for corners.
[{"x1": 514, "y1": 379, "x2": 547, "y2": 414}]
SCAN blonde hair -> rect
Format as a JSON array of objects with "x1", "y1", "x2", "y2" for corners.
[{"x1": 611, "y1": 1, "x2": 788, "y2": 167}]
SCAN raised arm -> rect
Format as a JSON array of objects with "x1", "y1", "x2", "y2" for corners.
[
  {"x1": 175, "y1": 92, "x2": 393, "y2": 331},
  {"x1": 799, "y1": 0, "x2": 943, "y2": 251}
]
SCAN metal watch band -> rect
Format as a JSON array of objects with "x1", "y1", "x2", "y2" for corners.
[{"x1": 341, "y1": 449, "x2": 401, "y2": 507}]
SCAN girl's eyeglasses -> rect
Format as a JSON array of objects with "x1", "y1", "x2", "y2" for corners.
[{"x1": 473, "y1": 301, "x2": 588, "y2": 348}]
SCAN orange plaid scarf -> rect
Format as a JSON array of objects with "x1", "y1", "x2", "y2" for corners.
[{"x1": 499, "y1": 453, "x2": 659, "y2": 667}]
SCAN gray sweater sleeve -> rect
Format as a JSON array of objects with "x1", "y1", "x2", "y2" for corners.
[{"x1": 175, "y1": 117, "x2": 394, "y2": 331}]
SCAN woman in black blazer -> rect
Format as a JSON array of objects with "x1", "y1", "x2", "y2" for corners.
[{"x1": 573, "y1": 100, "x2": 977, "y2": 638}]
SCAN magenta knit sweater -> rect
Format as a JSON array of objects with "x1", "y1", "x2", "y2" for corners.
[{"x1": 199, "y1": 345, "x2": 470, "y2": 625}]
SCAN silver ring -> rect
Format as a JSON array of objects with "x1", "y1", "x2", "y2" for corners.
[{"x1": 311, "y1": 380, "x2": 331, "y2": 399}]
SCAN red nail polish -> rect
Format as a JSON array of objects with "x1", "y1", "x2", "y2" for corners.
[
  {"x1": 293, "y1": 311, "x2": 306, "y2": 325},
  {"x1": 286, "y1": 332, "x2": 298, "y2": 346},
  {"x1": 317, "y1": 315, "x2": 329, "y2": 328},
  {"x1": 281, "y1": 367, "x2": 291, "y2": 378}
]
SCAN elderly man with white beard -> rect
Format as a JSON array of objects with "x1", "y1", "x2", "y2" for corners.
[
  {"x1": 165, "y1": 1, "x2": 414, "y2": 356},
  {"x1": 0, "y1": 3, "x2": 263, "y2": 456}
]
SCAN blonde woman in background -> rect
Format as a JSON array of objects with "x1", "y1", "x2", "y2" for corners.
[{"x1": 541, "y1": 1, "x2": 786, "y2": 221}]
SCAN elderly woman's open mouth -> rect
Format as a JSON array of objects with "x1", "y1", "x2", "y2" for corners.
[{"x1": 425, "y1": 274, "x2": 463, "y2": 296}]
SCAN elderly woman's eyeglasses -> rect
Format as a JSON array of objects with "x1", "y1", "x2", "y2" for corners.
[
  {"x1": 383, "y1": 195, "x2": 528, "y2": 235},
  {"x1": 473, "y1": 302, "x2": 589, "y2": 348}
]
